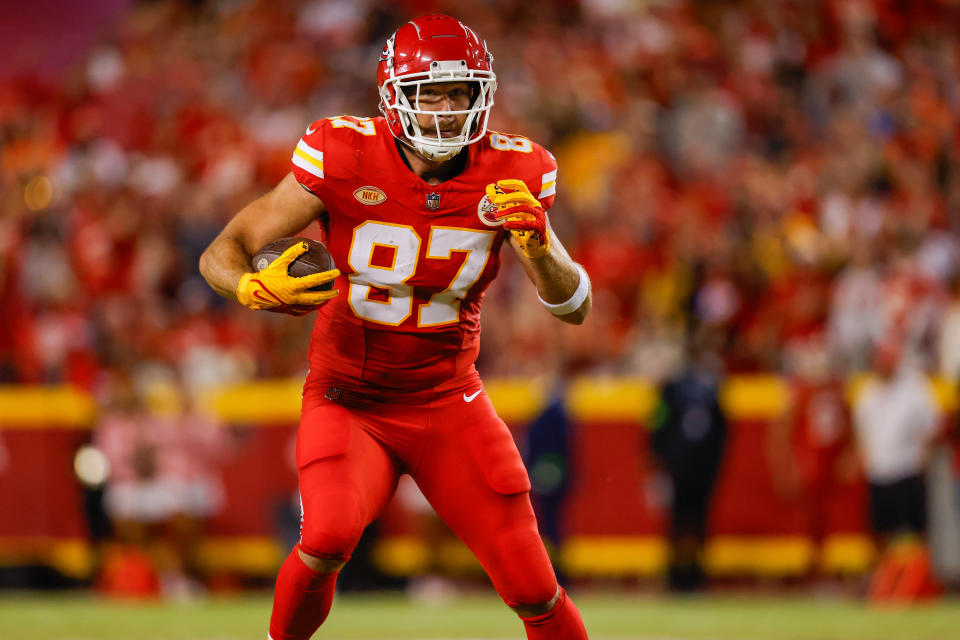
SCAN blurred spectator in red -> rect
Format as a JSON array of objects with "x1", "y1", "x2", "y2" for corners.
[
  {"x1": 0, "y1": 0, "x2": 957, "y2": 392},
  {"x1": 768, "y1": 333, "x2": 856, "y2": 575}
]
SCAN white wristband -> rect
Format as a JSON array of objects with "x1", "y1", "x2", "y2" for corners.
[{"x1": 538, "y1": 263, "x2": 590, "y2": 316}]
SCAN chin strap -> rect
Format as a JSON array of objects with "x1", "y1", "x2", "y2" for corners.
[{"x1": 415, "y1": 141, "x2": 463, "y2": 161}]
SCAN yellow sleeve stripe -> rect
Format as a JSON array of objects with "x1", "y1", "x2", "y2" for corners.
[
  {"x1": 296, "y1": 139, "x2": 323, "y2": 161},
  {"x1": 539, "y1": 169, "x2": 558, "y2": 198},
  {"x1": 292, "y1": 143, "x2": 324, "y2": 179},
  {"x1": 294, "y1": 147, "x2": 323, "y2": 169}
]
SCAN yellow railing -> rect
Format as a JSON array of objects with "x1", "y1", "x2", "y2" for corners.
[{"x1": 1, "y1": 374, "x2": 954, "y2": 428}]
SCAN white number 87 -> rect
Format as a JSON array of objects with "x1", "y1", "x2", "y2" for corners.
[{"x1": 347, "y1": 222, "x2": 495, "y2": 327}]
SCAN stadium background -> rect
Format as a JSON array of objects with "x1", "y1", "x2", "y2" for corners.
[{"x1": 2, "y1": 0, "x2": 960, "y2": 638}]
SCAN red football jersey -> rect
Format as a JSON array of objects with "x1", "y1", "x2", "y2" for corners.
[
  {"x1": 290, "y1": 115, "x2": 558, "y2": 397},
  {"x1": 789, "y1": 378, "x2": 850, "y2": 488}
]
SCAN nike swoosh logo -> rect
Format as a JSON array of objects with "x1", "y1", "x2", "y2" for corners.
[
  {"x1": 305, "y1": 125, "x2": 317, "y2": 135},
  {"x1": 463, "y1": 389, "x2": 482, "y2": 403}
]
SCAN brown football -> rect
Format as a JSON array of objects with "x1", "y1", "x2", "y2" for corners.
[{"x1": 251, "y1": 237, "x2": 336, "y2": 291}]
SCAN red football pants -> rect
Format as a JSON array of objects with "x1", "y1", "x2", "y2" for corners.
[{"x1": 293, "y1": 386, "x2": 560, "y2": 608}]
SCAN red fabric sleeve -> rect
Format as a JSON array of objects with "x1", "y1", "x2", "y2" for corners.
[{"x1": 291, "y1": 119, "x2": 327, "y2": 196}]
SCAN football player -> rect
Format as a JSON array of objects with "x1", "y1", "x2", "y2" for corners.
[{"x1": 199, "y1": 15, "x2": 591, "y2": 640}]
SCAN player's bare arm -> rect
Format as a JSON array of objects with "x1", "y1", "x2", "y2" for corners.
[
  {"x1": 511, "y1": 224, "x2": 591, "y2": 325},
  {"x1": 198, "y1": 172, "x2": 337, "y2": 309},
  {"x1": 486, "y1": 179, "x2": 591, "y2": 325}
]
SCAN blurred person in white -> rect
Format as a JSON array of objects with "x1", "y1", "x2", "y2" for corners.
[
  {"x1": 877, "y1": 233, "x2": 946, "y2": 372},
  {"x1": 831, "y1": 232, "x2": 947, "y2": 375},
  {"x1": 852, "y1": 341, "x2": 941, "y2": 597},
  {"x1": 854, "y1": 342, "x2": 939, "y2": 539},
  {"x1": 828, "y1": 239, "x2": 883, "y2": 373},
  {"x1": 662, "y1": 69, "x2": 744, "y2": 180},
  {"x1": 812, "y1": 0, "x2": 902, "y2": 127},
  {"x1": 94, "y1": 368, "x2": 228, "y2": 598}
]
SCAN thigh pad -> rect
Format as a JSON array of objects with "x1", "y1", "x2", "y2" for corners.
[
  {"x1": 298, "y1": 402, "x2": 352, "y2": 468},
  {"x1": 463, "y1": 419, "x2": 531, "y2": 496}
]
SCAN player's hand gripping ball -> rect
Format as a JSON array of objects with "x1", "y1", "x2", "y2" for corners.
[
  {"x1": 237, "y1": 238, "x2": 340, "y2": 315},
  {"x1": 485, "y1": 179, "x2": 550, "y2": 259}
]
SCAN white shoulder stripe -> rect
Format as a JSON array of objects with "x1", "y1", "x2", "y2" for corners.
[
  {"x1": 296, "y1": 139, "x2": 323, "y2": 162},
  {"x1": 292, "y1": 138, "x2": 324, "y2": 179},
  {"x1": 539, "y1": 169, "x2": 557, "y2": 199},
  {"x1": 292, "y1": 153, "x2": 324, "y2": 179}
]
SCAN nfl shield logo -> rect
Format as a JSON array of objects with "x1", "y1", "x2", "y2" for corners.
[{"x1": 426, "y1": 193, "x2": 441, "y2": 211}]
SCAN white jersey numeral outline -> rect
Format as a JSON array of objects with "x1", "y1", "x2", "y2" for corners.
[
  {"x1": 329, "y1": 116, "x2": 377, "y2": 136},
  {"x1": 489, "y1": 132, "x2": 533, "y2": 153},
  {"x1": 347, "y1": 222, "x2": 495, "y2": 327}
]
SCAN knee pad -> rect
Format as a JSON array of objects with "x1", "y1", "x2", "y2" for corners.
[
  {"x1": 299, "y1": 482, "x2": 364, "y2": 561},
  {"x1": 492, "y1": 525, "x2": 558, "y2": 608}
]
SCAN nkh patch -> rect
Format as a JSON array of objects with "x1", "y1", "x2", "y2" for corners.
[
  {"x1": 426, "y1": 192, "x2": 441, "y2": 210},
  {"x1": 353, "y1": 186, "x2": 387, "y2": 205}
]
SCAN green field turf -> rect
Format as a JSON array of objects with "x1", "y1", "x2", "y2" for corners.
[{"x1": 1, "y1": 591, "x2": 958, "y2": 640}]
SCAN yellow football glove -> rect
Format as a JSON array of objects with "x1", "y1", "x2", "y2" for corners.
[
  {"x1": 236, "y1": 242, "x2": 340, "y2": 315},
  {"x1": 485, "y1": 179, "x2": 550, "y2": 259}
]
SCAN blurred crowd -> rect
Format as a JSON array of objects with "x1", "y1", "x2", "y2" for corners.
[{"x1": 2, "y1": 0, "x2": 960, "y2": 399}]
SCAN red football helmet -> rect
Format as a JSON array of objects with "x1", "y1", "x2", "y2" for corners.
[{"x1": 378, "y1": 15, "x2": 497, "y2": 161}]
